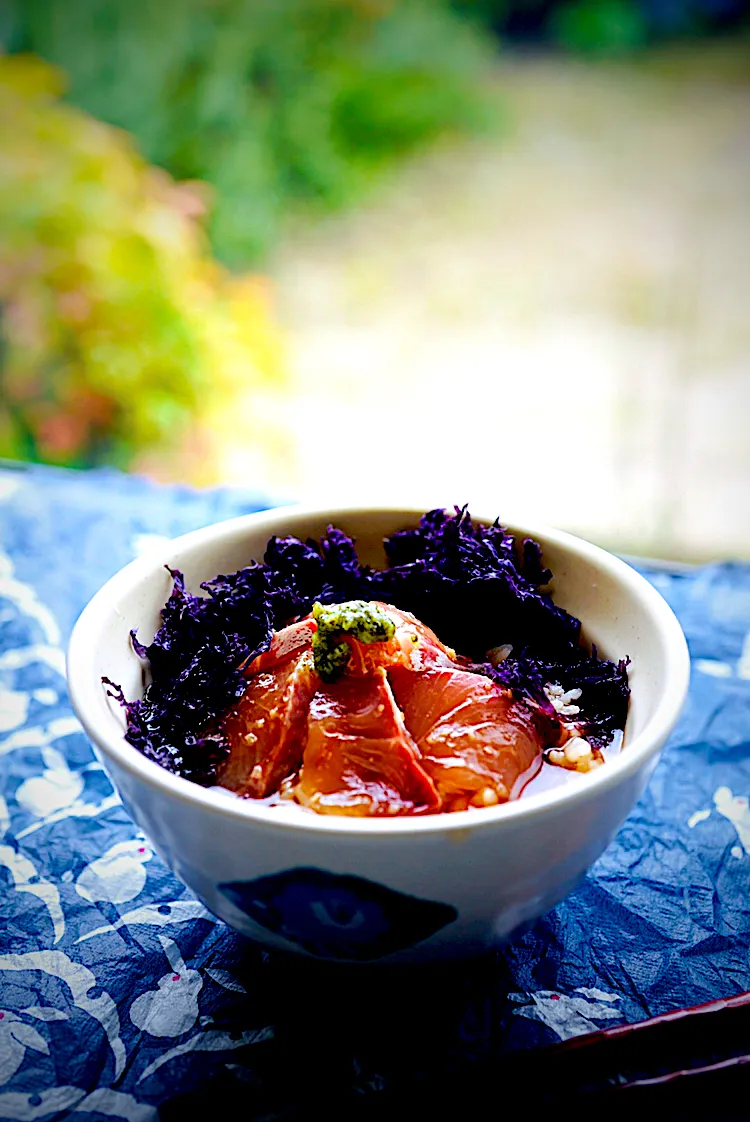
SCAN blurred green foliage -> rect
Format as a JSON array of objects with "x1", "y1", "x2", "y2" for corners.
[
  {"x1": 0, "y1": 55, "x2": 283, "y2": 474},
  {"x1": 452, "y1": 0, "x2": 748, "y2": 54},
  {"x1": 5, "y1": 0, "x2": 495, "y2": 267},
  {"x1": 550, "y1": 0, "x2": 648, "y2": 52}
]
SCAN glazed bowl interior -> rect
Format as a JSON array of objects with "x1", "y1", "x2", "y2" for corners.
[{"x1": 70, "y1": 504, "x2": 689, "y2": 834}]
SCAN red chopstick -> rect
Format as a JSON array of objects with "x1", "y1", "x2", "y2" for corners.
[
  {"x1": 620, "y1": 1050, "x2": 750, "y2": 1090},
  {"x1": 524, "y1": 989, "x2": 750, "y2": 1101}
]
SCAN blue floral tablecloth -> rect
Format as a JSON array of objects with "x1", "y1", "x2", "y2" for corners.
[{"x1": 1, "y1": 462, "x2": 749, "y2": 1120}]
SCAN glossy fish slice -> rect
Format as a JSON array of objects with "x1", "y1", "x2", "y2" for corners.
[
  {"x1": 220, "y1": 649, "x2": 317, "y2": 797},
  {"x1": 244, "y1": 617, "x2": 318, "y2": 674},
  {"x1": 390, "y1": 665, "x2": 543, "y2": 811},
  {"x1": 341, "y1": 602, "x2": 456, "y2": 675},
  {"x1": 296, "y1": 667, "x2": 440, "y2": 816}
]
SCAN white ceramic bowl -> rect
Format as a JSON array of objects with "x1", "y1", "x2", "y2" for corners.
[{"x1": 67, "y1": 505, "x2": 689, "y2": 963}]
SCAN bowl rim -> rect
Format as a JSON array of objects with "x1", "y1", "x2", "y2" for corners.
[{"x1": 67, "y1": 503, "x2": 691, "y2": 838}]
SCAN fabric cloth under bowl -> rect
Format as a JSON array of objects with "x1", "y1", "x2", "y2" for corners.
[{"x1": 0, "y1": 461, "x2": 749, "y2": 1119}]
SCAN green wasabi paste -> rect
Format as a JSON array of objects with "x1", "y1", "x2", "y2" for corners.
[{"x1": 312, "y1": 600, "x2": 396, "y2": 681}]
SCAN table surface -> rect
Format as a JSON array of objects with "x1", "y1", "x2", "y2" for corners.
[{"x1": 1, "y1": 462, "x2": 749, "y2": 1120}]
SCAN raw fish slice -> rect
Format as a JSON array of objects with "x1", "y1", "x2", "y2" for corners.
[
  {"x1": 390, "y1": 665, "x2": 543, "y2": 811},
  {"x1": 297, "y1": 667, "x2": 440, "y2": 816},
  {"x1": 388, "y1": 665, "x2": 482, "y2": 744},
  {"x1": 245, "y1": 617, "x2": 318, "y2": 674},
  {"x1": 342, "y1": 603, "x2": 455, "y2": 676},
  {"x1": 219, "y1": 650, "x2": 318, "y2": 797}
]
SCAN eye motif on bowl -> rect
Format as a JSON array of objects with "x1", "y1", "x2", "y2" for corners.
[{"x1": 218, "y1": 867, "x2": 457, "y2": 960}]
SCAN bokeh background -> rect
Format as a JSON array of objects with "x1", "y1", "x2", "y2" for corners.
[{"x1": 1, "y1": 0, "x2": 748, "y2": 560}]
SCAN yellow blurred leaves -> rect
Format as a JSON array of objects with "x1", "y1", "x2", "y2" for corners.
[
  {"x1": 0, "y1": 54, "x2": 285, "y2": 481},
  {"x1": 0, "y1": 53, "x2": 66, "y2": 100}
]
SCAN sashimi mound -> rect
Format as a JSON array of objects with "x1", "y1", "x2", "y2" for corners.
[{"x1": 218, "y1": 600, "x2": 569, "y2": 817}]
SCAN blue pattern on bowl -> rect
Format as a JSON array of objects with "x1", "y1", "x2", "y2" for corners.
[{"x1": 219, "y1": 867, "x2": 457, "y2": 960}]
